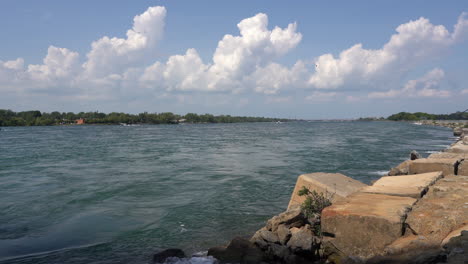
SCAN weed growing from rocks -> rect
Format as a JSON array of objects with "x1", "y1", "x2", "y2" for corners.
[{"x1": 298, "y1": 186, "x2": 333, "y2": 235}]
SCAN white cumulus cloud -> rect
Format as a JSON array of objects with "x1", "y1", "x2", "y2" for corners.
[
  {"x1": 368, "y1": 68, "x2": 451, "y2": 98},
  {"x1": 309, "y1": 13, "x2": 468, "y2": 89}
]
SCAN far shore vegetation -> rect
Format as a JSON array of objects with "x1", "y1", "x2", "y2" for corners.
[
  {"x1": 386, "y1": 111, "x2": 468, "y2": 121},
  {"x1": 0, "y1": 109, "x2": 290, "y2": 126},
  {"x1": 358, "y1": 110, "x2": 468, "y2": 122}
]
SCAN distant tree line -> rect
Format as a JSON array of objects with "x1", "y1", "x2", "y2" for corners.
[
  {"x1": 387, "y1": 111, "x2": 468, "y2": 121},
  {"x1": 0, "y1": 109, "x2": 289, "y2": 126}
]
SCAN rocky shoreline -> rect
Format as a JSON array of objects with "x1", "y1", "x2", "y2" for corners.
[{"x1": 154, "y1": 124, "x2": 468, "y2": 264}]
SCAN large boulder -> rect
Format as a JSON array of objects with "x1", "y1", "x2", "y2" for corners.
[
  {"x1": 410, "y1": 150, "x2": 422, "y2": 160},
  {"x1": 360, "y1": 171, "x2": 443, "y2": 198},
  {"x1": 207, "y1": 237, "x2": 265, "y2": 264},
  {"x1": 286, "y1": 225, "x2": 317, "y2": 252},
  {"x1": 153, "y1": 249, "x2": 186, "y2": 263},
  {"x1": 321, "y1": 193, "x2": 417, "y2": 260},
  {"x1": 453, "y1": 127, "x2": 462, "y2": 136},
  {"x1": 405, "y1": 175, "x2": 468, "y2": 246},
  {"x1": 408, "y1": 158, "x2": 460, "y2": 176},
  {"x1": 287, "y1": 172, "x2": 367, "y2": 210}
]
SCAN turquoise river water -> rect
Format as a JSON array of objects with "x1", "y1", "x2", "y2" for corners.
[{"x1": 0, "y1": 121, "x2": 454, "y2": 263}]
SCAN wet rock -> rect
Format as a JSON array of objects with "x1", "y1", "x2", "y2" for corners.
[
  {"x1": 410, "y1": 150, "x2": 422, "y2": 160},
  {"x1": 267, "y1": 243, "x2": 291, "y2": 260},
  {"x1": 153, "y1": 248, "x2": 186, "y2": 263},
  {"x1": 208, "y1": 237, "x2": 264, "y2": 264}
]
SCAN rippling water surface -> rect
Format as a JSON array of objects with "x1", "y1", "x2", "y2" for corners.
[{"x1": 0, "y1": 121, "x2": 453, "y2": 263}]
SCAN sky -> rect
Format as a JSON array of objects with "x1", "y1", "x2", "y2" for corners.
[{"x1": 0, "y1": 0, "x2": 467, "y2": 119}]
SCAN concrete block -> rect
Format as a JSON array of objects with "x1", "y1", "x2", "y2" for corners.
[
  {"x1": 361, "y1": 171, "x2": 443, "y2": 198},
  {"x1": 458, "y1": 160, "x2": 468, "y2": 176},
  {"x1": 408, "y1": 158, "x2": 459, "y2": 176},
  {"x1": 405, "y1": 175, "x2": 468, "y2": 244},
  {"x1": 287, "y1": 172, "x2": 367, "y2": 210},
  {"x1": 321, "y1": 193, "x2": 417, "y2": 259}
]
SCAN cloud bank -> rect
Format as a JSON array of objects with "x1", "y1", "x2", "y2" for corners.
[{"x1": 1, "y1": 7, "x2": 467, "y2": 108}]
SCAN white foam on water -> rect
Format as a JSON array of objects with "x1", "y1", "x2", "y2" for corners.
[
  {"x1": 430, "y1": 145, "x2": 450, "y2": 148},
  {"x1": 370, "y1": 170, "x2": 388, "y2": 176},
  {"x1": 425, "y1": 150, "x2": 440, "y2": 154}
]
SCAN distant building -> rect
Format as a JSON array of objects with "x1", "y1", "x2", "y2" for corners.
[{"x1": 76, "y1": 118, "x2": 85, "y2": 125}]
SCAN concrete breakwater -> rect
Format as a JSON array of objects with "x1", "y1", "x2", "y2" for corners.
[{"x1": 153, "y1": 125, "x2": 467, "y2": 264}]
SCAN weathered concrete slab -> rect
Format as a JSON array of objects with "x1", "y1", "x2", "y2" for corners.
[
  {"x1": 446, "y1": 141, "x2": 468, "y2": 154},
  {"x1": 408, "y1": 158, "x2": 459, "y2": 176},
  {"x1": 287, "y1": 172, "x2": 367, "y2": 210},
  {"x1": 361, "y1": 171, "x2": 443, "y2": 198},
  {"x1": 458, "y1": 160, "x2": 468, "y2": 176},
  {"x1": 384, "y1": 235, "x2": 436, "y2": 255},
  {"x1": 321, "y1": 193, "x2": 417, "y2": 259},
  {"x1": 405, "y1": 175, "x2": 468, "y2": 245},
  {"x1": 428, "y1": 152, "x2": 466, "y2": 160}
]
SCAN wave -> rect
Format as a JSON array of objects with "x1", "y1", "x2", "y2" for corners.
[
  {"x1": 370, "y1": 170, "x2": 388, "y2": 176},
  {"x1": 425, "y1": 150, "x2": 441, "y2": 154}
]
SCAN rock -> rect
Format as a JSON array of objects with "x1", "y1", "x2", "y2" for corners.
[
  {"x1": 405, "y1": 175, "x2": 468, "y2": 246},
  {"x1": 388, "y1": 160, "x2": 411, "y2": 176},
  {"x1": 250, "y1": 228, "x2": 270, "y2": 249},
  {"x1": 443, "y1": 230, "x2": 468, "y2": 264},
  {"x1": 286, "y1": 225, "x2": 316, "y2": 251},
  {"x1": 408, "y1": 158, "x2": 460, "y2": 176},
  {"x1": 153, "y1": 248, "x2": 186, "y2": 263},
  {"x1": 267, "y1": 243, "x2": 291, "y2": 260},
  {"x1": 276, "y1": 224, "x2": 291, "y2": 245},
  {"x1": 360, "y1": 171, "x2": 443, "y2": 198},
  {"x1": 208, "y1": 237, "x2": 264, "y2": 264},
  {"x1": 288, "y1": 172, "x2": 367, "y2": 210},
  {"x1": 453, "y1": 127, "x2": 462, "y2": 136},
  {"x1": 410, "y1": 150, "x2": 421, "y2": 160},
  {"x1": 265, "y1": 207, "x2": 305, "y2": 232},
  {"x1": 321, "y1": 192, "x2": 417, "y2": 259},
  {"x1": 258, "y1": 228, "x2": 279, "y2": 244}
]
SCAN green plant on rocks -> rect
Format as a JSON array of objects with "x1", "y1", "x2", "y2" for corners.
[{"x1": 298, "y1": 186, "x2": 333, "y2": 236}]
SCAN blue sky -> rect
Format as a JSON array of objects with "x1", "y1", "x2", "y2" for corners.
[{"x1": 0, "y1": 0, "x2": 467, "y2": 118}]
